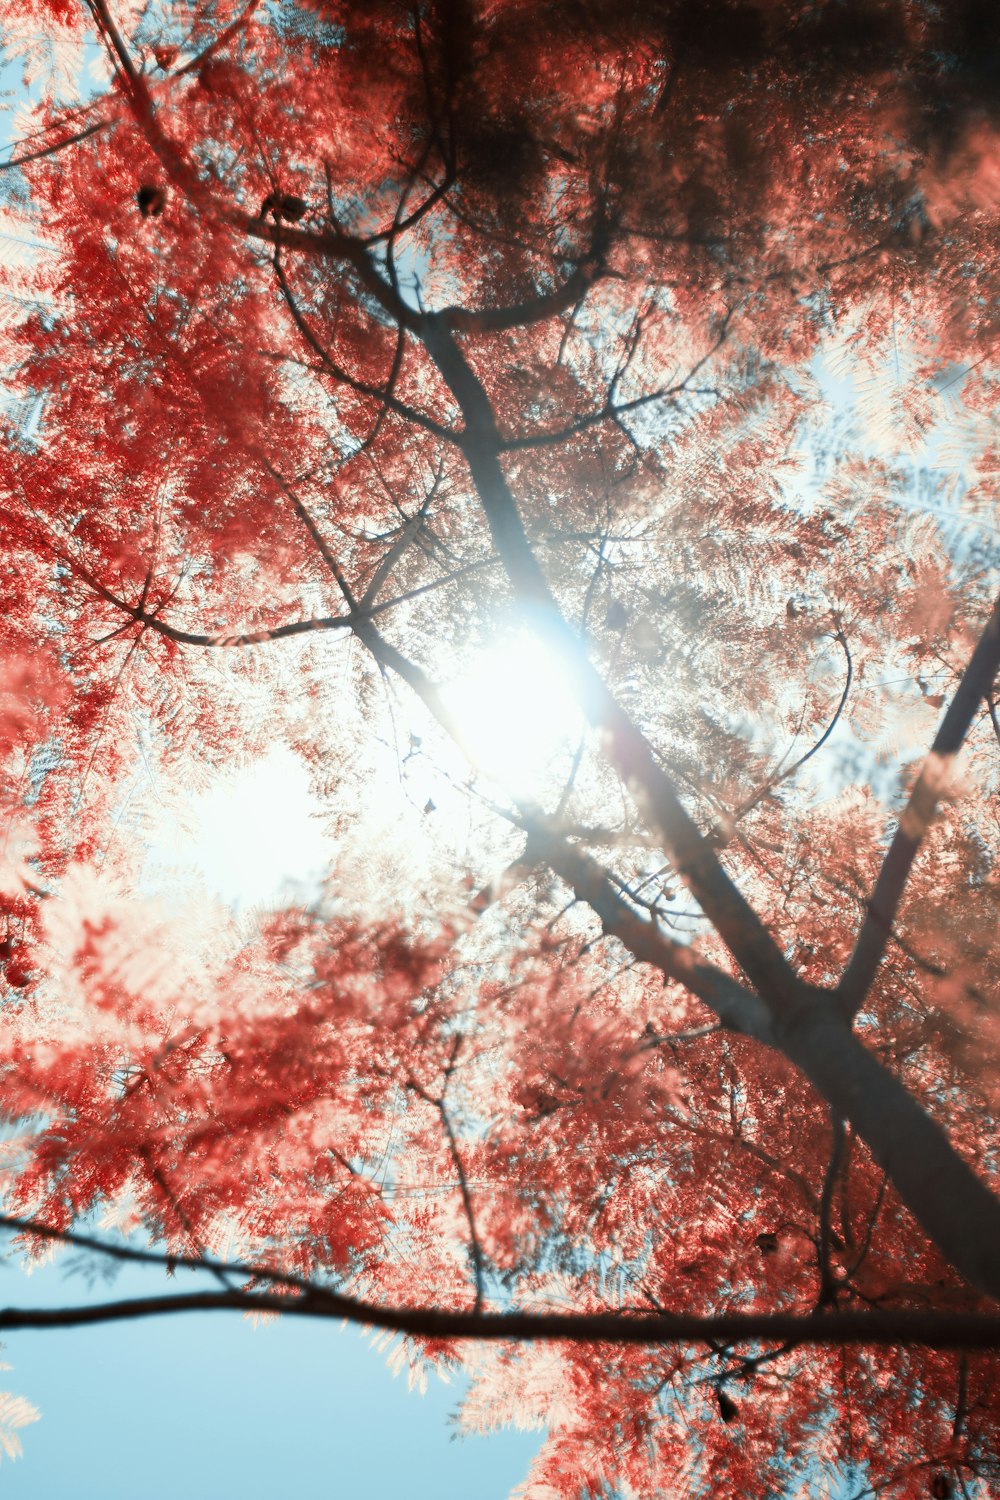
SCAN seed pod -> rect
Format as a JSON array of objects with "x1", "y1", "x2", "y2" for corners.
[
  {"x1": 716, "y1": 1388, "x2": 738, "y2": 1423},
  {"x1": 260, "y1": 193, "x2": 308, "y2": 222},
  {"x1": 137, "y1": 185, "x2": 166, "y2": 218}
]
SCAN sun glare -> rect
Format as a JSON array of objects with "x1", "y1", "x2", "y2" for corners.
[
  {"x1": 441, "y1": 631, "x2": 587, "y2": 795},
  {"x1": 141, "y1": 638, "x2": 587, "y2": 912},
  {"x1": 144, "y1": 747, "x2": 334, "y2": 910}
]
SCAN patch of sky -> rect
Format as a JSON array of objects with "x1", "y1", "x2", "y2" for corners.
[
  {"x1": 268, "y1": 0, "x2": 346, "y2": 50},
  {"x1": 795, "y1": 346, "x2": 994, "y2": 553},
  {"x1": 0, "y1": 1232, "x2": 541, "y2": 1500}
]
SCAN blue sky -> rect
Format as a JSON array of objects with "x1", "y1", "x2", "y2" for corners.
[{"x1": 0, "y1": 1249, "x2": 541, "y2": 1498}]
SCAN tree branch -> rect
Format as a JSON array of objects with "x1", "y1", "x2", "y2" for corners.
[
  {"x1": 817, "y1": 1112, "x2": 846, "y2": 1308},
  {"x1": 3, "y1": 1283, "x2": 1000, "y2": 1350},
  {"x1": 172, "y1": 0, "x2": 263, "y2": 80},
  {"x1": 437, "y1": 1097, "x2": 486, "y2": 1314},
  {"x1": 0, "y1": 119, "x2": 109, "y2": 171},
  {"x1": 838, "y1": 593, "x2": 1000, "y2": 1017},
  {"x1": 774, "y1": 999, "x2": 1000, "y2": 1303},
  {"x1": 437, "y1": 255, "x2": 606, "y2": 335},
  {"x1": 260, "y1": 459, "x2": 359, "y2": 610},
  {"x1": 499, "y1": 307, "x2": 732, "y2": 452},
  {"x1": 712, "y1": 620, "x2": 853, "y2": 844},
  {"x1": 335, "y1": 597, "x2": 1000, "y2": 1305},
  {"x1": 419, "y1": 312, "x2": 808, "y2": 1021},
  {"x1": 3, "y1": 1206, "x2": 999, "y2": 1350},
  {"x1": 527, "y1": 823, "x2": 776, "y2": 1046},
  {"x1": 271, "y1": 253, "x2": 454, "y2": 440}
]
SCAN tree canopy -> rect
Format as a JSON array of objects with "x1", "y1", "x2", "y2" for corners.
[{"x1": 1, "y1": 1, "x2": 999, "y2": 1494}]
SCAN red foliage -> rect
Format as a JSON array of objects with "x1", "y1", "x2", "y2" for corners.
[{"x1": 1, "y1": 1, "x2": 999, "y2": 1495}]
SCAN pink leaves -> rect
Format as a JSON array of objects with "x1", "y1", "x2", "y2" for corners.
[
  {"x1": 0, "y1": 654, "x2": 67, "y2": 751},
  {"x1": 1, "y1": 3, "x2": 999, "y2": 1494},
  {"x1": 0, "y1": 818, "x2": 40, "y2": 907}
]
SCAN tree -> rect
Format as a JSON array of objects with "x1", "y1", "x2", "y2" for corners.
[{"x1": 0, "y1": 0, "x2": 999, "y2": 1493}]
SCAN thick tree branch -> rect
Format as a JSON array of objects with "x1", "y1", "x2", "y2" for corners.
[
  {"x1": 116, "y1": 606, "x2": 354, "y2": 650},
  {"x1": 86, "y1": 1, "x2": 418, "y2": 332},
  {"x1": 438, "y1": 255, "x2": 606, "y2": 335},
  {"x1": 838, "y1": 593, "x2": 1000, "y2": 1017},
  {"x1": 2, "y1": 1205, "x2": 998, "y2": 1350},
  {"x1": 774, "y1": 999, "x2": 1000, "y2": 1303},
  {"x1": 86, "y1": 0, "x2": 141, "y2": 88},
  {"x1": 35, "y1": 531, "x2": 489, "y2": 653},
  {"x1": 339, "y1": 598, "x2": 1000, "y2": 1305},
  {"x1": 527, "y1": 823, "x2": 776, "y2": 1046},
  {"x1": 420, "y1": 313, "x2": 807, "y2": 1020},
  {"x1": 3, "y1": 1282, "x2": 1000, "y2": 1350}
]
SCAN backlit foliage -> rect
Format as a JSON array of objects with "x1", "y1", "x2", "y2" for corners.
[{"x1": 1, "y1": 2, "x2": 999, "y2": 1496}]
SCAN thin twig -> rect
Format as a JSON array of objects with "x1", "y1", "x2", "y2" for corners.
[{"x1": 817, "y1": 1113, "x2": 846, "y2": 1308}]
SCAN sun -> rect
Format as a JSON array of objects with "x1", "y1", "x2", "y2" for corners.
[
  {"x1": 141, "y1": 632, "x2": 588, "y2": 913},
  {"x1": 440, "y1": 627, "x2": 588, "y2": 797}
]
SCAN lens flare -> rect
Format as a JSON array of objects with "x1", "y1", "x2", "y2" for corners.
[{"x1": 441, "y1": 631, "x2": 586, "y2": 794}]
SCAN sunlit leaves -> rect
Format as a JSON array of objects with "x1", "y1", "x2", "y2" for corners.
[
  {"x1": 1, "y1": 1, "x2": 999, "y2": 1495},
  {"x1": 0, "y1": 1382, "x2": 40, "y2": 1464}
]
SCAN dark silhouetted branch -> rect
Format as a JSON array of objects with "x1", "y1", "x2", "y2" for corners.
[{"x1": 839, "y1": 593, "x2": 1000, "y2": 1017}]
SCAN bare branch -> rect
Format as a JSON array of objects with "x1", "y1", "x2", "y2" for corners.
[
  {"x1": 438, "y1": 1098, "x2": 486, "y2": 1314},
  {"x1": 403, "y1": 1047, "x2": 487, "y2": 1314},
  {"x1": 717, "y1": 619, "x2": 853, "y2": 841},
  {"x1": 499, "y1": 309, "x2": 733, "y2": 453},
  {"x1": 0, "y1": 119, "x2": 109, "y2": 172},
  {"x1": 817, "y1": 1113, "x2": 847, "y2": 1308},
  {"x1": 271, "y1": 252, "x2": 454, "y2": 441},
  {"x1": 359, "y1": 467, "x2": 446, "y2": 610},
  {"x1": 260, "y1": 459, "x2": 359, "y2": 610}
]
